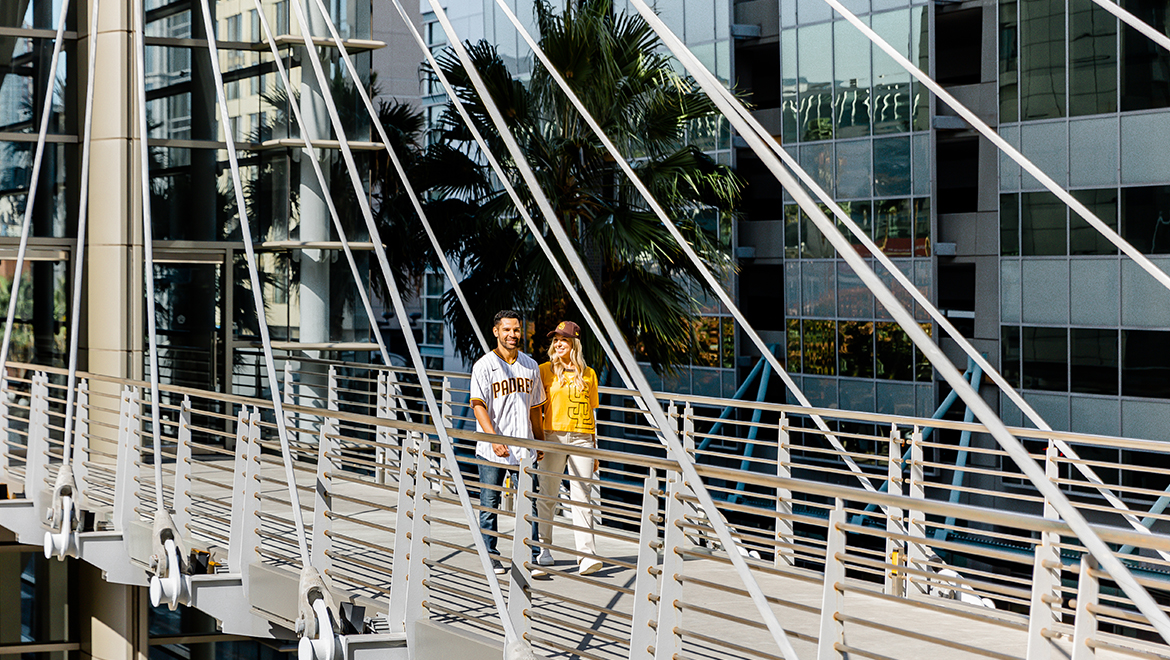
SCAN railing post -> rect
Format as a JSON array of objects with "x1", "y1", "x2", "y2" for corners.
[
  {"x1": 387, "y1": 430, "x2": 417, "y2": 633},
  {"x1": 817, "y1": 499, "x2": 847, "y2": 660},
  {"x1": 1071, "y1": 554, "x2": 1098, "y2": 660},
  {"x1": 239, "y1": 410, "x2": 262, "y2": 594},
  {"x1": 312, "y1": 415, "x2": 337, "y2": 581},
  {"x1": 172, "y1": 396, "x2": 193, "y2": 535},
  {"x1": 375, "y1": 371, "x2": 391, "y2": 485},
  {"x1": 629, "y1": 469, "x2": 660, "y2": 660},
  {"x1": 24, "y1": 372, "x2": 49, "y2": 500},
  {"x1": 228, "y1": 407, "x2": 252, "y2": 571},
  {"x1": 885, "y1": 424, "x2": 905, "y2": 597},
  {"x1": 509, "y1": 455, "x2": 535, "y2": 644},
  {"x1": 113, "y1": 386, "x2": 140, "y2": 531},
  {"x1": 404, "y1": 431, "x2": 431, "y2": 646},
  {"x1": 73, "y1": 379, "x2": 90, "y2": 505},
  {"x1": 327, "y1": 365, "x2": 339, "y2": 412},
  {"x1": 775, "y1": 413, "x2": 794, "y2": 567},
  {"x1": 653, "y1": 475, "x2": 687, "y2": 660},
  {"x1": 0, "y1": 376, "x2": 9, "y2": 481},
  {"x1": 681, "y1": 402, "x2": 695, "y2": 455},
  {"x1": 1027, "y1": 441, "x2": 1062, "y2": 660},
  {"x1": 906, "y1": 426, "x2": 929, "y2": 595}
]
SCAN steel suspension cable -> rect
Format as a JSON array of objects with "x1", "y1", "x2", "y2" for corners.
[
  {"x1": 133, "y1": 0, "x2": 168, "y2": 514},
  {"x1": 1091, "y1": 0, "x2": 1170, "y2": 54},
  {"x1": 304, "y1": 0, "x2": 491, "y2": 355},
  {"x1": 248, "y1": 0, "x2": 395, "y2": 373},
  {"x1": 0, "y1": 0, "x2": 71, "y2": 387},
  {"x1": 284, "y1": 0, "x2": 519, "y2": 643},
  {"x1": 60, "y1": 0, "x2": 101, "y2": 470},
  {"x1": 489, "y1": 0, "x2": 884, "y2": 498},
  {"x1": 691, "y1": 47, "x2": 1169, "y2": 557},
  {"x1": 628, "y1": 0, "x2": 1170, "y2": 642},
  {"x1": 425, "y1": 2, "x2": 802, "y2": 657},
  {"x1": 193, "y1": 0, "x2": 309, "y2": 564}
]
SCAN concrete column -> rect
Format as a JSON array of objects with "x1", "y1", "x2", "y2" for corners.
[
  {"x1": 297, "y1": 0, "x2": 333, "y2": 411},
  {"x1": 78, "y1": 562, "x2": 148, "y2": 660},
  {"x1": 82, "y1": 0, "x2": 140, "y2": 460}
]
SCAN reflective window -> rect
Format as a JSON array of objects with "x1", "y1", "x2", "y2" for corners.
[
  {"x1": 782, "y1": 30, "x2": 799, "y2": 144},
  {"x1": 875, "y1": 321, "x2": 913, "y2": 380},
  {"x1": 915, "y1": 322, "x2": 932, "y2": 381},
  {"x1": 1123, "y1": 329, "x2": 1170, "y2": 398},
  {"x1": 0, "y1": 142, "x2": 73, "y2": 237},
  {"x1": 1068, "y1": 0, "x2": 1118, "y2": 116},
  {"x1": 1020, "y1": 0, "x2": 1066, "y2": 119},
  {"x1": 1069, "y1": 189, "x2": 1118, "y2": 255},
  {"x1": 1002, "y1": 325, "x2": 1021, "y2": 387},
  {"x1": 836, "y1": 140, "x2": 873, "y2": 199},
  {"x1": 834, "y1": 20, "x2": 871, "y2": 139},
  {"x1": 784, "y1": 204, "x2": 801, "y2": 258},
  {"x1": 1121, "y1": 0, "x2": 1170, "y2": 111},
  {"x1": 875, "y1": 198, "x2": 912, "y2": 256},
  {"x1": 787, "y1": 318, "x2": 802, "y2": 373},
  {"x1": 0, "y1": 259, "x2": 68, "y2": 368},
  {"x1": 1071, "y1": 328, "x2": 1118, "y2": 395},
  {"x1": 838, "y1": 321, "x2": 875, "y2": 378},
  {"x1": 801, "y1": 205, "x2": 837, "y2": 258},
  {"x1": 1021, "y1": 191, "x2": 1066, "y2": 256},
  {"x1": 911, "y1": 6, "x2": 931, "y2": 131},
  {"x1": 802, "y1": 319, "x2": 837, "y2": 375},
  {"x1": 873, "y1": 137, "x2": 911, "y2": 196},
  {"x1": 913, "y1": 197, "x2": 931, "y2": 256},
  {"x1": 799, "y1": 23, "x2": 834, "y2": 141},
  {"x1": 872, "y1": 10, "x2": 912, "y2": 134},
  {"x1": 1121, "y1": 185, "x2": 1170, "y2": 254},
  {"x1": 1001, "y1": 193, "x2": 1020, "y2": 256},
  {"x1": 838, "y1": 200, "x2": 873, "y2": 256},
  {"x1": 1022, "y1": 326, "x2": 1067, "y2": 391}
]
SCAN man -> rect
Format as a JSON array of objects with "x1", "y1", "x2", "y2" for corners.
[{"x1": 470, "y1": 310, "x2": 546, "y2": 575}]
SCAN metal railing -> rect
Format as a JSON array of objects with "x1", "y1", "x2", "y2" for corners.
[{"x1": 3, "y1": 358, "x2": 1170, "y2": 660}]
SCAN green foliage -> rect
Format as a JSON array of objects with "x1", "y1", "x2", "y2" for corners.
[{"x1": 416, "y1": 0, "x2": 742, "y2": 373}]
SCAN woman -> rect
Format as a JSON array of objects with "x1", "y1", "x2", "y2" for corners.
[{"x1": 533, "y1": 320, "x2": 603, "y2": 575}]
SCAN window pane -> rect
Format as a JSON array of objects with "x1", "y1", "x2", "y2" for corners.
[
  {"x1": 1121, "y1": 185, "x2": 1170, "y2": 254},
  {"x1": 874, "y1": 137, "x2": 911, "y2": 196},
  {"x1": 834, "y1": 20, "x2": 871, "y2": 139},
  {"x1": 1069, "y1": 189, "x2": 1118, "y2": 255},
  {"x1": 426, "y1": 273, "x2": 444, "y2": 296},
  {"x1": 838, "y1": 321, "x2": 875, "y2": 378},
  {"x1": 799, "y1": 23, "x2": 834, "y2": 140},
  {"x1": 1021, "y1": 191, "x2": 1066, "y2": 256},
  {"x1": 787, "y1": 318, "x2": 802, "y2": 373},
  {"x1": 872, "y1": 10, "x2": 912, "y2": 134},
  {"x1": 915, "y1": 322, "x2": 933, "y2": 381},
  {"x1": 1071, "y1": 328, "x2": 1118, "y2": 395},
  {"x1": 911, "y1": 6, "x2": 931, "y2": 131},
  {"x1": 425, "y1": 322, "x2": 443, "y2": 345},
  {"x1": 1022, "y1": 326, "x2": 1067, "y2": 391},
  {"x1": 875, "y1": 198, "x2": 912, "y2": 256},
  {"x1": 838, "y1": 200, "x2": 873, "y2": 256},
  {"x1": 802, "y1": 320, "x2": 837, "y2": 375},
  {"x1": 782, "y1": 30, "x2": 799, "y2": 144},
  {"x1": 721, "y1": 318, "x2": 735, "y2": 369},
  {"x1": 1002, "y1": 325, "x2": 1021, "y2": 387},
  {"x1": 913, "y1": 197, "x2": 931, "y2": 257},
  {"x1": 835, "y1": 140, "x2": 872, "y2": 199},
  {"x1": 1000, "y1": 0, "x2": 1019, "y2": 122},
  {"x1": 1020, "y1": 0, "x2": 1066, "y2": 119},
  {"x1": 1123, "y1": 329, "x2": 1170, "y2": 398},
  {"x1": 1121, "y1": 0, "x2": 1170, "y2": 111},
  {"x1": 1001, "y1": 193, "x2": 1020, "y2": 256},
  {"x1": 425, "y1": 298, "x2": 442, "y2": 320},
  {"x1": 1069, "y1": 0, "x2": 1118, "y2": 116},
  {"x1": 785, "y1": 204, "x2": 801, "y2": 258},
  {"x1": 801, "y1": 206, "x2": 837, "y2": 259},
  {"x1": 875, "y1": 321, "x2": 914, "y2": 380},
  {"x1": 694, "y1": 316, "x2": 720, "y2": 367}
]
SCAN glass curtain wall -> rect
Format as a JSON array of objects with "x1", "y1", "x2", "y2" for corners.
[{"x1": 779, "y1": 0, "x2": 935, "y2": 431}]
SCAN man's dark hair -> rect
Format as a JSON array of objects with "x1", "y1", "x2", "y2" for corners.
[{"x1": 492, "y1": 310, "x2": 521, "y2": 327}]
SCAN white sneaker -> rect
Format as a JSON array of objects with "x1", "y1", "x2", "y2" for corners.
[
  {"x1": 578, "y1": 559, "x2": 603, "y2": 576},
  {"x1": 530, "y1": 563, "x2": 550, "y2": 578},
  {"x1": 535, "y1": 548, "x2": 554, "y2": 566}
]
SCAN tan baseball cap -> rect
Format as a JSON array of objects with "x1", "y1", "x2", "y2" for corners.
[{"x1": 547, "y1": 320, "x2": 581, "y2": 339}]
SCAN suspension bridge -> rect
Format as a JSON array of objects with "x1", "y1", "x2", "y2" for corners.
[{"x1": 3, "y1": 0, "x2": 1170, "y2": 658}]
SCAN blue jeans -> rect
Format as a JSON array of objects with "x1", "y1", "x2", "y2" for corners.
[{"x1": 477, "y1": 462, "x2": 540, "y2": 559}]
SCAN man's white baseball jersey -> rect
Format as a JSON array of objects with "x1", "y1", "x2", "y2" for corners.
[{"x1": 470, "y1": 350, "x2": 546, "y2": 466}]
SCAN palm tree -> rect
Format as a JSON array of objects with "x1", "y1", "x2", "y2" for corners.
[{"x1": 424, "y1": 0, "x2": 742, "y2": 373}]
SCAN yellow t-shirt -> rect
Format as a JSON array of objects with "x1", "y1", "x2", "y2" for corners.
[{"x1": 539, "y1": 362, "x2": 599, "y2": 434}]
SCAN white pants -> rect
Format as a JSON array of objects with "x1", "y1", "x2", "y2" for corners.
[{"x1": 535, "y1": 430, "x2": 598, "y2": 559}]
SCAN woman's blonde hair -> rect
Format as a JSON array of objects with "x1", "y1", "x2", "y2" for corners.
[{"x1": 547, "y1": 336, "x2": 588, "y2": 390}]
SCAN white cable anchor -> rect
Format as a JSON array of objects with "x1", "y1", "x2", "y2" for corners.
[
  {"x1": 43, "y1": 468, "x2": 80, "y2": 560},
  {"x1": 148, "y1": 514, "x2": 191, "y2": 610},
  {"x1": 296, "y1": 566, "x2": 344, "y2": 660}
]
